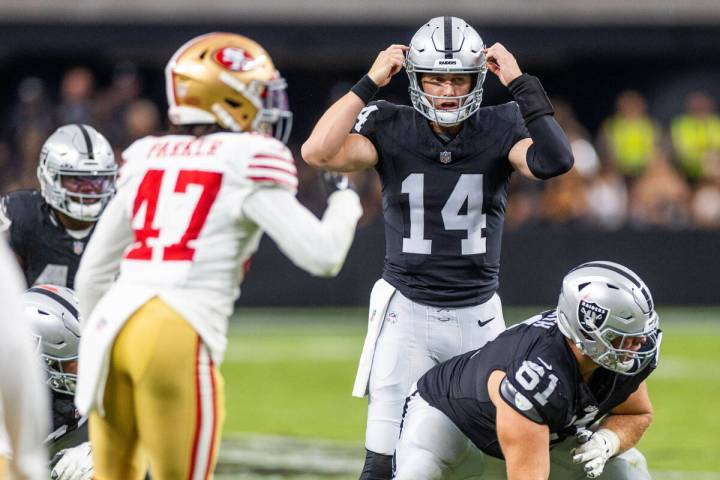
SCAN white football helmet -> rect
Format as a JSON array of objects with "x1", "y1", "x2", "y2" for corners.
[
  {"x1": 37, "y1": 124, "x2": 117, "y2": 222},
  {"x1": 405, "y1": 16, "x2": 487, "y2": 126},
  {"x1": 557, "y1": 261, "x2": 660, "y2": 376},
  {"x1": 23, "y1": 285, "x2": 81, "y2": 395}
]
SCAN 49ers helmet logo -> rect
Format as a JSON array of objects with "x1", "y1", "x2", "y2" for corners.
[{"x1": 214, "y1": 47, "x2": 258, "y2": 72}]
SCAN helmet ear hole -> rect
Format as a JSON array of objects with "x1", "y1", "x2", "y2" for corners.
[
  {"x1": 198, "y1": 49, "x2": 208, "y2": 60},
  {"x1": 224, "y1": 98, "x2": 242, "y2": 108}
]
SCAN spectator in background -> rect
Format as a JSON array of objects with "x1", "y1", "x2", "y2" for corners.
[
  {"x1": 671, "y1": 91, "x2": 720, "y2": 182},
  {"x1": 598, "y1": 90, "x2": 660, "y2": 180},
  {"x1": 691, "y1": 151, "x2": 720, "y2": 228},
  {"x1": 553, "y1": 99, "x2": 600, "y2": 178},
  {"x1": 541, "y1": 166, "x2": 588, "y2": 226},
  {"x1": 629, "y1": 150, "x2": 691, "y2": 229},
  {"x1": 585, "y1": 162, "x2": 628, "y2": 230},
  {"x1": 56, "y1": 67, "x2": 95, "y2": 125},
  {"x1": 7, "y1": 77, "x2": 55, "y2": 190},
  {"x1": 95, "y1": 63, "x2": 145, "y2": 149}
]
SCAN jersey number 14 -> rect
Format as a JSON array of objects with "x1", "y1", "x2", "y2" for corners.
[{"x1": 402, "y1": 173, "x2": 487, "y2": 255}]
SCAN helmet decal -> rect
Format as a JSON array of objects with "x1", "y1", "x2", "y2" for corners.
[
  {"x1": 578, "y1": 299, "x2": 609, "y2": 331},
  {"x1": 214, "y1": 47, "x2": 259, "y2": 72}
]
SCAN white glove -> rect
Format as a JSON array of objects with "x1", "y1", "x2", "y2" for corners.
[
  {"x1": 571, "y1": 428, "x2": 620, "y2": 478},
  {"x1": 50, "y1": 442, "x2": 93, "y2": 480}
]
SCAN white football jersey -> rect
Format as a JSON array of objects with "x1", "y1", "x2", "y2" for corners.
[{"x1": 75, "y1": 132, "x2": 362, "y2": 414}]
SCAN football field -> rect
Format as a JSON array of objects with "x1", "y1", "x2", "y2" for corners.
[{"x1": 217, "y1": 306, "x2": 720, "y2": 479}]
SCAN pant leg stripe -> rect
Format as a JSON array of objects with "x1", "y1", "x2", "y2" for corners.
[
  {"x1": 202, "y1": 357, "x2": 219, "y2": 480},
  {"x1": 188, "y1": 338, "x2": 203, "y2": 480},
  {"x1": 192, "y1": 343, "x2": 215, "y2": 480}
]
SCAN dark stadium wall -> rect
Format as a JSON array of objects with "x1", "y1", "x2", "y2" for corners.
[{"x1": 238, "y1": 219, "x2": 717, "y2": 307}]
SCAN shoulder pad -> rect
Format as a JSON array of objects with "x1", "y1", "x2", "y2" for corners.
[{"x1": 500, "y1": 375, "x2": 544, "y2": 423}]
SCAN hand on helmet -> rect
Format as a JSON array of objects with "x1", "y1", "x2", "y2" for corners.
[
  {"x1": 571, "y1": 428, "x2": 620, "y2": 478},
  {"x1": 320, "y1": 171, "x2": 355, "y2": 196},
  {"x1": 50, "y1": 442, "x2": 93, "y2": 480},
  {"x1": 484, "y1": 43, "x2": 523, "y2": 87},
  {"x1": 368, "y1": 44, "x2": 409, "y2": 88}
]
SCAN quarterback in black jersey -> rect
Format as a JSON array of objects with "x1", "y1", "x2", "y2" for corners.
[
  {"x1": 0, "y1": 124, "x2": 117, "y2": 288},
  {"x1": 303, "y1": 16, "x2": 574, "y2": 478},
  {"x1": 394, "y1": 262, "x2": 660, "y2": 480}
]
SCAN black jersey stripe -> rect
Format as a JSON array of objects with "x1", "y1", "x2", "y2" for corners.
[
  {"x1": 444, "y1": 16, "x2": 453, "y2": 58},
  {"x1": 76, "y1": 124, "x2": 94, "y2": 160},
  {"x1": 572, "y1": 261, "x2": 653, "y2": 311},
  {"x1": 27, "y1": 287, "x2": 79, "y2": 321}
]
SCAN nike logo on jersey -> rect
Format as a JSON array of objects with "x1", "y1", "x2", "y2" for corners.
[
  {"x1": 477, "y1": 317, "x2": 495, "y2": 327},
  {"x1": 537, "y1": 356, "x2": 553, "y2": 370}
]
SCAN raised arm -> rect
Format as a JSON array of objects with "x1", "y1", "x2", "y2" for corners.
[
  {"x1": 484, "y1": 43, "x2": 574, "y2": 180},
  {"x1": 301, "y1": 44, "x2": 408, "y2": 172},
  {"x1": 488, "y1": 370, "x2": 551, "y2": 480}
]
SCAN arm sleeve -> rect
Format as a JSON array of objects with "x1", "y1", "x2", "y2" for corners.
[
  {"x1": 0, "y1": 239, "x2": 50, "y2": 480},
  {"x1": 525, "y1": 115, "x2": 574, "y2": 180},
  {"x1": 75, "y1": 188, "x2": 134, "y2": 325},
  {"x1": 242, "y1": 187, "x2": 362, "y2": 277}
]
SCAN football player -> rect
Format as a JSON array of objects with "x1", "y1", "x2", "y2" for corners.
[
  {"x1": 74, "y1": 32, "x2": 362, "y2": 480},
  {"x1": 0, "y1": 124, "x2": 118, "y2": 288},
  {"x1": 301, "y1": 16, "x2": 574, "y2": 478},
  {"x1": 393, "y1": 261, "x2": 659, "y2": 480},
  {"x1": 22, "y1": 285, "x2": 93, "y2": 480},
  {"x1": 0, "y1": 238, "x2": 50, "y2": 480}
]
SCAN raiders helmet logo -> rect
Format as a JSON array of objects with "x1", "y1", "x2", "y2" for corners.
[{"x1": 578, "y1": 300, "x2": 609, "y2": 331}]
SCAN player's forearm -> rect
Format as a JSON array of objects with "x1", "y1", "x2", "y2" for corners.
[
  {"x1": 599, "y1": 412, "x2": 653, "y2": 453},
  {"x1": 243, "y1": 188, "x2": 362, "y2": 276},
  {"x1": 509, "y1": 75, "x2": 573, "y2": 179},
  {"x1": 301, "y1": 92, "x2": 366, "y2": 167}
]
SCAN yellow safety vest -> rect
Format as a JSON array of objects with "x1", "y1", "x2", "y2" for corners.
[
  {"x1": 671, "y1": 114, "x2": 720, "y2": 179},
  {"x1": 605, "y1": 115, "x2": 656, "y2": 176}
]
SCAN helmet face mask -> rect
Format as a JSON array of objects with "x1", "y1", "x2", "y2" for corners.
[
  {"x1": 406, "y1": 17, "x2": 487, "y2": 127},
  {"x1": 24, "y1": 285, "x2": 82, "y2": 396},
  {"x1": 557, "y1": 261, "x2": 661, "y2": 376},
  {"x1": 166, "y1": 32, "x2": 293, "y2": 144},
  {"x1": 37, "y1": 124, "x2": 117, "y2": 222}
]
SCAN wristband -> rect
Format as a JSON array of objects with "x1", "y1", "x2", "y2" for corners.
[
  {"x1": 507, "y1": 74, "x2": 554, "y2": 124},
  {"x1": 351, "y1": 75, "x2": 380, "y2": 104}
]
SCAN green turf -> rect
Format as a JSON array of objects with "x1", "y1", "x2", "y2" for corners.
[{"x1": 221, "y1": 306, "x2": 720, "y2": 473}]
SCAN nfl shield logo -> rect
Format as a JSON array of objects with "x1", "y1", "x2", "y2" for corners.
[
  {"x1": 578, "y1": 300, "x2": 609, "y2": 331},
  {"x1": 73, "y1": 241, "x2": 85, "y2": 256},
  {"x1": 439, "y1": 151, "x2": 452, "y2": 164}
]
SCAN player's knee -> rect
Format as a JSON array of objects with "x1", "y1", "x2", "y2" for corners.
[{"x1": 359, "y1": 449, "x2": 393, "y2": 480}]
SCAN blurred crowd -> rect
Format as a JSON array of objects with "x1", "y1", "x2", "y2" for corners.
[{"x1": 2, "y1": 66, "x2": 720, "y2": 231}]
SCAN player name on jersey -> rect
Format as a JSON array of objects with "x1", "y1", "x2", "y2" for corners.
[{"x1": 146, "y1": 138, "x2": 223, "y2": 158}]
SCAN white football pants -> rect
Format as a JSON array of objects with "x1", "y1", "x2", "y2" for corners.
[
  {"x1": 365, "y1": 289, "x2": 505, "y2": 455},
  {"x1": 393, "y1": 393, "x2": 651, "y2": 480}
]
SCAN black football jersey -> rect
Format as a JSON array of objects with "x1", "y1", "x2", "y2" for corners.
[
  {"x1": 353, "y1": 101, "x2": 529, "y2": 307},
  {"x1": 417, "y1": 310, "x2": 657, "y2": 459},
  {"x1": 0, "y1": 190, "x2": 92, "y2": 288},
  {"x1": 45, "y1": 391, "x2": 88, "y2": 457}
]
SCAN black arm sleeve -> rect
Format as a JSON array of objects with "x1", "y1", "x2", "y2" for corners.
[
  {"x1": 508, "y1": 74, "x2": 574, "y2": 180},
  {"x1": 525, "y1": 116, "x2": 574, "y2": 180}
]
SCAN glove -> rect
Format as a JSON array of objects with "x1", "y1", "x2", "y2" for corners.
[
  {"x1": 50, "y1": 442, "x2": 93, "y2": 480},
  {"x1": 571, "y1": 428, "x2": 620, "y2": 478},
  {"x1": 319, "y1": 171, "x2": 355, "y2": 196}
]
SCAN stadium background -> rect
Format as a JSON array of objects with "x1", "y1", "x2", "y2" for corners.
[{"x1": 1, "y1": 1, "x2": 718, "y2": 478}]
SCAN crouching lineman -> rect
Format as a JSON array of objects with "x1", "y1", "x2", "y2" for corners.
[
  {"x1": 22, "y1": 285, "x2": 92, "y2": 480},
  {"x1": 74, "y1": 32, "x2": 362, "y2": 480},
  {"x1": 0, "y1": 124, "x2": 117, "y2": 288},
  {"x1": 393, "y1": 261, "x2": 660, "y2": 480}
]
